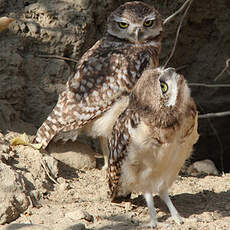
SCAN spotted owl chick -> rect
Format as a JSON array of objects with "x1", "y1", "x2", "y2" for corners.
[
  {"x1": 35, "y1": 1, "x2": 163, "y2": 166},
  {"x1": 108, "y1": 68, "x2": 199, "y2": 227}
]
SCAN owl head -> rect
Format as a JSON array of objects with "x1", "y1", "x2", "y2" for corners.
[
  {"x1": 131, "y1": 67, "x2": 191, "y2": 115},
  {"x1": 107, "y1": 1, "x2": 163, "y2": 44}
]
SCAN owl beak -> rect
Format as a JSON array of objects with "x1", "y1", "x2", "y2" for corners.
[{"x1": 134, "y1": 27, "x2": 141, "y2": 42}]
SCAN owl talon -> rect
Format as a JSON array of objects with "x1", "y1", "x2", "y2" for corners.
[
  {"x1": 172, "y1": 215, "x2": 184, "y2": 225},
  {"x1": 141, "y1": 220, "x2": 158, "y2": 229},
  {"x1": 102, "y1": 154, "x2": 108, "y2": 170},
  {"x1": 159, "y1": 190, "x2": 184, "y2": 225}
]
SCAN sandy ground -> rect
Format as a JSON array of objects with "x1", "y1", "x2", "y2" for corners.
[{"x1": 1, "y1": 135, "x2": 230, "y2": 230}]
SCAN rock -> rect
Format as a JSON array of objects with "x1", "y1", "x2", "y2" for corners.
[
  {"x1": 0, "y1": 100, "x2": 37, "y2": 135},
  {"x1": 65, "y1": 223, "x2": 86, "y2": 230},
  {"x1": 65, "y1": 210, "x2": 94, "y2": 223},
  {"x1": 0, "y1": 223, "x2": 51, "y2": 230},
  {"x1": 7, "y1": 142, "x2": 55, "y2": 196},
  {"x1": 27, "y1": 22, "x2": 39, "y2": 34},
  {"x1": 1, "y1": 223, "x2": 86, "y2": 230},
  {"x1": 0, "y1": 0, "x2": 6, "y2": 14},
  {"x1": 187, "y1": 159, "x2": 219, "y2": 176},
  {"x1": 0, "y1": 162, "x2": 29, "y2": 224},
  {"x1": 0, "y1": 132, "x2": 15, "y2": 164},
  {"x1": 225, "y1": 203, "x2": 230, "y2": 211},
  {"x1": 48, "y1": 141, "x2": 96, "y2": 170}
]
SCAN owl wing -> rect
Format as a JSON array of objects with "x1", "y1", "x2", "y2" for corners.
[
  {"x1": 64, "y1": 40, "x2": 151, "y2": 126},
  {"x1": 36, "y1": 39, "x2": 150, "y2": 148},
  {"x1": 180, "y1": 100, "x2": 198, "y2": 142},
  {"x1": 107, "y1": 108, "x2": 140, "y2": 201}
]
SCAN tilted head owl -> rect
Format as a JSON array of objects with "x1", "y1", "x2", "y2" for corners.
[
  {"x1": 108, "y1": 67, "x2": 199, "y2": 227},
  {"x1": 130, "y1": 67, "x2": 193, "y2": 128},
  {"x1": 133, "y1": 68, "x2": 191, "y2": 111}
]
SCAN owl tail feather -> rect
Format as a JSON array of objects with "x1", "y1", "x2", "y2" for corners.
[{"x1": 35, "y1": 109, "x2": 63, "y2": 149}]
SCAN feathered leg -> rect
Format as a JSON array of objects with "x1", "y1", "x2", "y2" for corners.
[
  {"x1": 144, "y1": 193, "x2": 158, "y2": 229},
  {"x1": 98, "y1": 136, "x2": 109, "y2": 169},
  {"x1": 159, "y1": 190, "x2": 183, "y2": 224}
]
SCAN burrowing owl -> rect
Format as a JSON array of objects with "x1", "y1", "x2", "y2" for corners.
[
  {"x1": 35, "y1": 1, "x2": 163, "y2": 166},
  {"x1": 108, "y1": 68, "x2": 199, "y2": 227}
]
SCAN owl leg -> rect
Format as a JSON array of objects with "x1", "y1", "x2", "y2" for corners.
[
  {"x1": 159, "y1": 190, "x2": 183, "y2": 225},
  {"x1": 98, "y1": 136, "x2": 109, "y2": 169},
  {"x1": 144, "y1": 193, "x2": 158, "y2": 228}
]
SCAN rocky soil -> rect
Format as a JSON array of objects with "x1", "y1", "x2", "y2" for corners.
[
  {"x1": 0, "y1": 132, "x2": 230, "y2": 230},
  {"x1": 0, "y1": 0, "x2": 230, "y2": 229}
]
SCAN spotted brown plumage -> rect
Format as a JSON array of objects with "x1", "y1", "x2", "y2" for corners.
[
  {"x1": 35, "y1": 1, "x2": 163, "y2": 167},
  {"x1": 108, "y1": 108, "x2": 140, "y2": 201}
]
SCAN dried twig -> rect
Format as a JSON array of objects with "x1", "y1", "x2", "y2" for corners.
[
  {"x1": 199, "y1": 111, "x2": 230, "y2": 119},
  {"x1": 163, "y1": 0, "x2": 192, "y2": 25},
  {"x1": 175, "y1": 65, "x2": 188, "y2": 71},
  {"x1": 37, "y1": 54, "x2": 78, "y2": 63},
  {"x1": 40, "y1": 158, "x2": 59, "y2": 184},
  {"x1": 189, "y1": 83, "x2": 230, "y2": 88},
  {"x1": 164, "y1": 0, "x2": 194, "y2": 67},
  {"x1": 214, "y1": 58, "x2": 230, "y2": 81}
]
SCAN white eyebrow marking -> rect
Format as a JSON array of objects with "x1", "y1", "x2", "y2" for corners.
[
  {"x1": 165, "y1": 72, "x2": 178, "y2": 107},
  {"x1": 113, "y1": 16, "x2": 129, "y2": 23},
  {"x1": 144, "y1": 13, "x2": 156, "y2": 21}
]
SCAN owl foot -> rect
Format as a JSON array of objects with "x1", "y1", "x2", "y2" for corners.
[
  {"x1": 160, "y1": 190, "x2": 184, "y2": 225},
  {"x1": 102, "y1": 163, "x2": 108, "y2": 170},
  {"x1": 141, "y1": 221, "x2": 174, "y2": 229},
  {"x1": 171, "y1": 214, "x2": 184, "y2": 225},
  {"x1": 143, "y1": 219, "x2": 158, "y2": 229}
]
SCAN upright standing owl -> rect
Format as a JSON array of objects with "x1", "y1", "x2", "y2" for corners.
[
  {"x1": 108, "y1": 68, "x2": 199, "y2": 227},
  {"x1": 35, "y1": 1, "x2": 163, "y2": 167}
]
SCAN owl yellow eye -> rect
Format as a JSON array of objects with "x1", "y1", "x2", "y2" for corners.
[
  {"x1": 160, "y1": 81, "x2": 168, "y2": 94},
  {"x1": 118, "y1": 22, "x2": 129, "y2": 29},
  {"x1": 143, "y1": 19, "x2": 154, "y2": 27}
]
